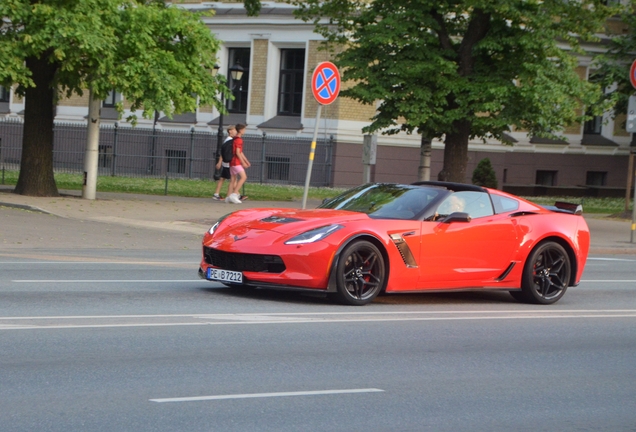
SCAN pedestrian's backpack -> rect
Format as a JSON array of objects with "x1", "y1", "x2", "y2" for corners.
[{"x1": 221, "y1": 138, "x2": 234, "y2": 163}]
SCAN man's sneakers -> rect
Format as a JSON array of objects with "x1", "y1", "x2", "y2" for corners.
[
  {"x1": 218, "y1": 193, "x2": 242, "y2": 204},
  {"x1": 239, "y1": 195, "x2": 248, "y2": 201},
  {"x1": 228, "y1": 193, "x2": 242, "y2": 204}
]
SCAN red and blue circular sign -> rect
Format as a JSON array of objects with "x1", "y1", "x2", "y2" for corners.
[
  {"x1": 312, "y1": 62, "x2": 341, "y2": 105},
  {"x1": 630, "y1": 60, "x2": 636, "y2": 89}
]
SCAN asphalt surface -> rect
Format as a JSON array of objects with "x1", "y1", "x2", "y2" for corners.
[{"x1": 1, "y1": 184, "x2": 635, "y2": 254}]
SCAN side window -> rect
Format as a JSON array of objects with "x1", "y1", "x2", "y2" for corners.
[
  {"x1": 437, "y1": 191, "x2": 494, "y2": 219},
  {"x1": 278, "y1": 49, "x2": 305, "y2": 116},
  {"x1": 227, "y1": 48, "x2": 250, "y2": 114},
  {"x1": 0, "y1": 86, "x2": 9, "y2": 103},
  {"x1": 491, "y1": 195, "x2": 520, "y2": 214},
  {"x1": 103, "y1": 90, "x2": 120, "y2": 108}
]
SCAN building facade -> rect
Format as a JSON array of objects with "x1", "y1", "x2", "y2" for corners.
[{"x1": 0, "y1": 1, "x2": 632, "y2": 193}]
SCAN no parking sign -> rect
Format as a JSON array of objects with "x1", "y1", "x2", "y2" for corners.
[{"x1": 311, "y1": 62, "x2": 341, "y2": 105}]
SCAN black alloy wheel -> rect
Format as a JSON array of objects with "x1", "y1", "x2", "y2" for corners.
[
  {"x1": 513, "y1": 241, "x2": 571, "y2": 304},
  {"x1": 333, "y1": 240, "x2": 386, "y2": 306}
]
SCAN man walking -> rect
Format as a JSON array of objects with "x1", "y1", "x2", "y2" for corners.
[
  {"x1": 212, "y1": 125, "x2": 236, "y2": 200},
  {"x1": 226, "y1": 123, "x2": 250, "y2": 204}
]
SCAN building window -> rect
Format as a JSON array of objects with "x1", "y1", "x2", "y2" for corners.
[
  {"x1": 584, "y1": 114, "x2": 602, "y2": 134},
  {"x1": 278, "y1": 49, "x2": 305, "y2": 116},
  {"x1": 227, "y1": 48, "x2": 250, "y2": 114},
  {"x1": 0, "y1": 86, "x2": 9, "y2": 103},
  {"x1": 103, "y1": 90, "x2": 120, "y2": 108},
  {"x1": 165, "y1": 149, "x2": 186, "y2": 174},
  {"x1": 536, "y1": 170, "x2": 557, "y2": 186},
  {"x1": 98, "y1": 145, "x2": 113, "y2": 168},
  {"x1": 586, "y1": 171, "x2": 607, "y2": 186},
  {"x1": 266, "y1": 156, "x2": 290, "y2": 181}
]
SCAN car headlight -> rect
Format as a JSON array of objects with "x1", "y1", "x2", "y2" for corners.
[
  {"x1": 208, "y1": 214, "x2": 230, "y2": 235},
  {"x1": 285, "y1": 225, "x2": 343, "y2": 245}
]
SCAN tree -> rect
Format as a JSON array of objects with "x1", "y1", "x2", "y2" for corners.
[
  {"x1": 472, "y1": 158, "x2": 497, "y2": 189},
  {"x1": 293, "y1": 0, "x2": 615, "y2": 182},
  {"x1": 0, "y1": 0, "x2": 262, "y2": 197},
  {"x1": 591, "y1": 3, "x2": 636, "y2": 132}
]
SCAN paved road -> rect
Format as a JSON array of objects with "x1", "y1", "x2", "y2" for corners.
[{"x1": 1, "y1": 207, "x2": 635, "y2": 431}]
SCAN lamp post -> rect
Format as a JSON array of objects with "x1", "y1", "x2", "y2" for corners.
[{"x1": 212, "y1": 63, "x2": 245, "y2": 156}]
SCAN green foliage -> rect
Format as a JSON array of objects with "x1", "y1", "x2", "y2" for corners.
[
  {"x1": 0, "y1": 0, "x2": 261, "y2": 120},
  {"x1": 295, "y1": 0, "x2": 613, "y2": 140},
  {"x1": 471, "y1": 158, "x2": 498, "y2": 189},
  {"x1": 293, "y1": 0, "x2": 615, "y2": 179},
  {"x1": 590, "y1": 2, "x2": 636, "y2": 122}
]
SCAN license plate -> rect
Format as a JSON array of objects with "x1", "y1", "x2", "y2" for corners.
[{"x1": 206, "y1": 267, "x2": 243, "y2": 284}]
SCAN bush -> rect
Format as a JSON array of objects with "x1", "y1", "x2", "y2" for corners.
[{"x1": 472, "y1": 158, "x2": 498, "y2": 189}]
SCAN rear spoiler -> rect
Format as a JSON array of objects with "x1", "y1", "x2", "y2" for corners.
[{"x1": 542, "y1": 201, "x2": 583, "y2": 215}]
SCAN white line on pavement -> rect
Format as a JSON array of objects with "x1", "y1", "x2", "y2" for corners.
[
  {"x1": 12, "y1": 280, "x2": 203, "y2": 283},
  {"x1": 2, "y1": 313, "x2": 636, "y2": 331},
  {"x1": 150, "y1": 388, "x2": 385, "y2": 403}
]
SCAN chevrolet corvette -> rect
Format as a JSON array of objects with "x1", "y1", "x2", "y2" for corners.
[{"x1": 199, "y1": 181, "x2": 590, "y2": 305}]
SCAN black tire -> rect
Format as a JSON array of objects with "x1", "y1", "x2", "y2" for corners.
[
  {"x1": 332, "y1": 240, "x2": 386, "y2": 306},
  {"x1": 517, "y1": 241, "x2": 571, "y2": 305}
]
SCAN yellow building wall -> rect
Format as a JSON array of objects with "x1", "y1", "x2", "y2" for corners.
[{"x1": 249, "y1": 39, "x2": 268, "y2": 116}]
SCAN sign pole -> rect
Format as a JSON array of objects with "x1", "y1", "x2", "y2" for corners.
[
  {"x1": 302, "y1": 105, "x2": 322, "y2": 209},
  {"x1": 302, "y1": 61, "x2": 341, "y2": 209},
  {"x1": 632, "y1": 149, "x2": 636, "y2": 243}
]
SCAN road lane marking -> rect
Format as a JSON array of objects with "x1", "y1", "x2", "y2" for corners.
[
  {"x1": 12, "y1": 280, "x2": 203, "y2": 283},
  {"x1": 588, "y1": 257, "x2": 636, "y2": 262},
  {"x1": 0, "y1": 261, "x2": 193, "y2": 265},
  {"x1": 2, "y1": 310, "x2": 636, "y2": 331},
  {"x1": 579, "y1": 280, "x2": 636, "y2": 283},
  {"x1": 150, "y1": 388, "x2": 385, "y2": 403},
  {"x1": 10, "y1": 279, "x2": 636, "y2": 283}
]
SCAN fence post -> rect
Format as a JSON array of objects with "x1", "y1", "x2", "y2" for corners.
[
  {"x1": 0, "y1": 137, "x2": 4, "y2": 185},
  {"x1": 327, "y1": 134, "x2": 334, "y2": 187},
  {"x1": 189, "y1": 126, "x2": 195, "y2": 179},
  {"x1": 111, "y1": 122, "x2": 118, "y2": 177},
  {"x1": 260, "y1": 132, "x2": 267, "y2": 184}
]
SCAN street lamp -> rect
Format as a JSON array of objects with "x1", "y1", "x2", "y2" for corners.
[{"x1": 212, "y1": 63, "x2": 245, "y2": 156}]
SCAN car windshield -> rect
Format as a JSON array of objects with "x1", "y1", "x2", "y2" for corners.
[{"x1": 319, "y1": 183, "x2": 444, "y2": 220}]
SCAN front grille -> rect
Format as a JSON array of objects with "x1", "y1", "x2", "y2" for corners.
[{"x1": 203, "y1": 247, "x2": 286, "y2": 273}]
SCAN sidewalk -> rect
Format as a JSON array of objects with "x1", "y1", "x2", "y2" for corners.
[{"x1": 1, "y1": 185, "x2": 635, "y2": 254}]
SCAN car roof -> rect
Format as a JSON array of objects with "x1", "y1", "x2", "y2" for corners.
[{"x1": 410, "y1": 181, "x2": 487, "y2": 193}]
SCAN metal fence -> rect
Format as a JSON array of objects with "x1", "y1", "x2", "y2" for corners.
[{"x1": 0, "y1": 118, "x2": 333, "y2": 187}]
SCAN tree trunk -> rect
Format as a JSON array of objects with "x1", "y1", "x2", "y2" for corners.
[
  {"x1": 418, "y1": 135, "x2": 432, "y2": 181},
  {"x1": 14, "y1": 54, "x2": 59, "y2": 197},
  {"x1": 82, "y1": 89, "x2": 101, "y2": 200},
  {"x1": 438, "y1": 119, "x2": 470, "y2": 183}
]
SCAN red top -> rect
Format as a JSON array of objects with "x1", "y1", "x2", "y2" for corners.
[{"x1": 231, "y1": 137, "x2": 243, "y2": 167}]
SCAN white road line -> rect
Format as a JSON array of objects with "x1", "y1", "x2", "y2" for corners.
[
  {"x1": 150, "y1": 388, "x2": 384, "y2": 403},
  {"x1": 10, "y1": 279, "x2": 636, "y2": 284},
  {"x1": 12, "y1": 280, "x2": 203, "y2": 283},
  {"x1": 580, "y1": 280, "x2": 636, "y2": 283},
  {"x1": 588, "y1": 258, "x2": 636, "y2": 262},
  {"x1": 2, "y1": 313, "x2": 636, "y2": 331},
  {"x1": 0, "y1": 262, "x2": 194, "y2": 265},
  {"x1": 2, "y1": 310, "x2": 636, "y2": 320}
]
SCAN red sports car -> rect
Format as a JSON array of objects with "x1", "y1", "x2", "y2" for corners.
[{"x1": 199, "y1": 181, "x2": 590, "y2": 305}]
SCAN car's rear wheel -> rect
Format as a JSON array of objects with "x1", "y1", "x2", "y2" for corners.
[
  {"x1": 513, "y1": 241, "x2": 571, "y2": 304},
  {"x1": 333, "y1": 240, "x2": 386, "y2": 306}
]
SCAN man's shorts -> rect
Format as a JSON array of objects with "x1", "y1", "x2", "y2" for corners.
[
  {"x1": 230, "y1": 165, "x2": 245, "y2": 176},
  {"x1": 220, "y1": 166, "x2": 231, "y2": 180}
]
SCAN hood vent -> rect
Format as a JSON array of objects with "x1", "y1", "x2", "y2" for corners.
[{"x1": 260, "y1": 216, "x2": 303, "y2": 224}]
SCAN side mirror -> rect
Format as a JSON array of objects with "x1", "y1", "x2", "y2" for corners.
[{"x1": 441, "y1": 212, "x2": 471, "y2": 223}]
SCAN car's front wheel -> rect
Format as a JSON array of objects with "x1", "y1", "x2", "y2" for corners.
[
  {"x1": 332, "y1": 240, "x2": 386, "y2": 306},
  {"x1": 513, "y1": 241, "x2": 571, "y2": 304}
]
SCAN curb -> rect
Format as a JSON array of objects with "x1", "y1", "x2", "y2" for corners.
[{"x1": 0, "y1": 202, "x2": 50, "y2": 215}]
